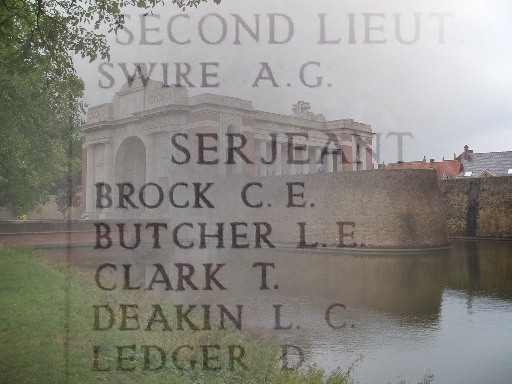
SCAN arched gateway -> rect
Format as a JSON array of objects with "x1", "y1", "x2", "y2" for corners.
[{"x1": 82, "y1": 73, "x2": 374, "y2": 220}]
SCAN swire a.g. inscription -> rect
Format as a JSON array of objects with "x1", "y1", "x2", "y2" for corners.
[{"x1": 98, "y1": 12, "x2": 454, "y2": 89}]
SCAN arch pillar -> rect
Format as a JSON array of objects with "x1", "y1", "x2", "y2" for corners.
[
  {"x1": 99, "y1": 142, "x2": 114, "y2": 219},
  {"x1": 114, "y1": 136, "x2": 146, "y2": 219},
  {"x1": 85, "y1": 144, "x2": 96, "y2": 216}
]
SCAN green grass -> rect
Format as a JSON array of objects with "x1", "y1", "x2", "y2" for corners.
[
  {"x1": 0, "y1": 245, "x2": 433, "y2": 384},
  {"x1": 0, "y1": 245, "x2": 359, "y2": 383}
]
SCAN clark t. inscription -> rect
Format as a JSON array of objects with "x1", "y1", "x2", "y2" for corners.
[{"x1": 89, "y1": 132, "x2": 355, "y2": 372}]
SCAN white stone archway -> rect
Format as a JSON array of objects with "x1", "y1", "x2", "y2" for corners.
[{"x1": 83, "y1": 78, "x2": 375, "y2": 219}]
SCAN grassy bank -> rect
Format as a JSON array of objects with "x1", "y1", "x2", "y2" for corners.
[
  {"x1": 0, "y1": 245, "x2": 358, "y2": 383},
  {"x1": 0, "y1": 245, "x2": 433, "y2": 384}
]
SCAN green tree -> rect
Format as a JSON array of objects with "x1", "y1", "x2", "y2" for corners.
[
  {"x1": 0, "y1": 0, "x2": 220, "y2": 215},
  {"x1": 1, "y1": 0, "x2": 221, "y2": 67},
  {"x1": 0, "y1": 45, "x2": 84, "y2": 215}
]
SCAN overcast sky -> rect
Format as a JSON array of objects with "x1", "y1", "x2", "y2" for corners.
[{"x1": 75, "y1": 0, "x2": 512, "y2": 165}]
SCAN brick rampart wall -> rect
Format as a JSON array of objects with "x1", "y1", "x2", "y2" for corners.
[
  {"x1": 199, "y1": 169, "x2": 450, "y2": 248},
  {"x1": 1, "y1": 170, "x2": 451, "y2": 249},
  {"x1": 0, "y1": 170, "x2": 449, "y2": 249},
  {"x1": 4, "y1": 173, "x2": 510, "y2": 247}
]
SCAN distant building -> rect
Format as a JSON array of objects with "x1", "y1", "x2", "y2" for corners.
[
  {"x1": 379, "y1": 145, "x2": 512, "y2": 180},
  {"x1": 457, "y1": 147, "x2": 512, "y2": 178},
  {"x1": 378, "y1": 157, "x2": 461, "y2": 180}
]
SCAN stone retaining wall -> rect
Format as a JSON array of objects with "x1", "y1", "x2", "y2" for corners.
[{"x1": 440, "y1": 177, "x2": 512, "y2": 238}]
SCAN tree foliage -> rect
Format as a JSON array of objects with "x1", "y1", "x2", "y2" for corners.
[
  {"x1": 1, "y1": 0, "x2": 221, "y2": 68},
  {"x1": 0, "y1": 43, "x2": 84, "y2": 214},
  {"x1": 0, "y1": 0, "x2": 220, "y2": 215}
]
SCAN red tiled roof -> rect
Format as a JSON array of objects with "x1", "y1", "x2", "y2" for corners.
[
  {"x1": 434, "y1": 160, "x2": 461, "y2": 179},
  {"x1": 381, "y1": 160, "x2": 461, "y2": 180}
]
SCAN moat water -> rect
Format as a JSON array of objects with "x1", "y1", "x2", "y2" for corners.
[{"x1": 68, "y1": 239, "x2": 512, "y2": 383}]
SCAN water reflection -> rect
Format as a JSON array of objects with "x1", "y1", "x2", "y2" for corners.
[
  {"x1": 66, "y1": 239, "x2": 512, "y2": 383},
  {"x1": 448, "y1": 240, "x2": 512, "y2": 301}
]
